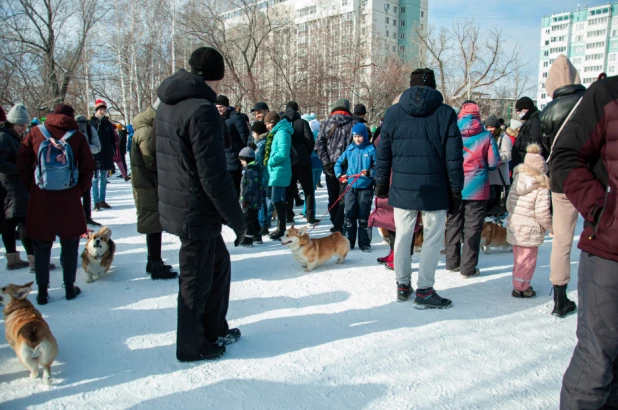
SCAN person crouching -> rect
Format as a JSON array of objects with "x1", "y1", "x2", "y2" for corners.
[
  {"x1": 506, "y1": 144, "x2": 553, "y2": 298},
  {"x1": 335, "y1": 123, "x2": 376, "y2": 252},
  {"x1": 239, "y1": 147, "x2": 263, "y2": 247}
]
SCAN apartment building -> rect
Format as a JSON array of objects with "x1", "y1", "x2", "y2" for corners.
[{"x1": 538, "y1": 3, "x2": 618, "y2": 108}]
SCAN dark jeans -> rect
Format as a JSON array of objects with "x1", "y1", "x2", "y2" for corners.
[
  {"x1": 343, "y1": 187, "x2": 373, "y2": 248},
  {"x1": 229, "y1": 169, "x2": 242, "y2": 197},
  {"x1": 388, "y1": 230, "x2": 415, "y2": 255},
  {"x1": 325, "y1": 173, "x2": 345, "y2": 232},
  {"x1": 177, "y1": 235, "x2": 231, "y2": 360},
  {"x1": 244, "y1": 208, "x2": 260, "y2": 238},
  {"x1": 561, "y1": 252, "x2": 618, "y2": 409},
  {"x1": 33, "y1": 238, "x2": 79, "y2": 288},
  {"x1": 286, "y1": 165, "x2": 315, "y2": 219},
  {"x1": 147, "y1": 232, "x2": 162, "y2": 260},
  {"x1": 82, "y1": 187, "x2": 92, "y2": 219},
  {"x1": 445, "y1": 200, "x2": 487, "y2": 275},
  {"x1": 2, "y1": 217, "x2": 33, "y2": 255}
]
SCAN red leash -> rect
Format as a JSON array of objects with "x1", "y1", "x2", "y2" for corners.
[{"x1": 308, "y1": 173, "x2": 363, "y2": 233}]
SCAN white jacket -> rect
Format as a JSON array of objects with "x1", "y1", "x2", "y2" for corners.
[
  {"x1": 506, "y1": 164, "x2": 553, "y2": 247},
  {"x1": 489, "y1": 133, "x2": 512, "y2": 186}
]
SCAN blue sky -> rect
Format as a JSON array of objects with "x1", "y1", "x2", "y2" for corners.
[{"x1": 428, "y1": 0, "x2": 612, "y2": 95}]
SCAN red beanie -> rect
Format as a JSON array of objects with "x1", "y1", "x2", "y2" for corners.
[
  {"x1": 458, "y1": 102, "x2": 481, "y2": 120},
  {"x1": 0, "y1": 106, "x2": 5, "y2": 122},
  {"x1": 94, "y1": 99, "x2": 107, "y2": 111},
  {"x1": 53, "y1": 103, "x2": 75, "y2": 118}
]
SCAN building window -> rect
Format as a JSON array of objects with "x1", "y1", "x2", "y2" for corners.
[
  {"x1": 587, "y1": 29, "x2": 607, "y2": 37},
  {"x1": 545, "y1": 40, "x2": 549, "y2": 46},
  {"x1": 583, "y1": 77, "x2": 596, "y2": 84},
  {"x1": 384, "y1": 3, "x2": 390, "y2": 11},
  {"x1": 610, "y1": 66, "x2": 616, "y2": 73},
  {"x1": 585, "y1": 53, "x2": 604, "y2": 61},
  {"x1": 421, "y1": 11, "x2": 424, "y2": 17},
  {"x1": 393, "y1": 6, "x2": 397, "y2": 13},
  {"x1": 575, "y1": 35, "x2": 584, "y2": 42},
  {"x1": 393, "y1": 19, "x2": 397, "y2": 26},
  {"x1": 392, "y1": 45, "x2": 396, "y2": 52},
  {"x1": 541, "y1": 93, "x2": 547, "y2": 99},
  {"x1": 385, "y1": 17, "x2": 389, "y2": 24},
  {"x1": 586, "y1": 41, "x2": 606, "y2": 49},
  {"x1": 573, "y1": 57, "x2": 582, "y2": 64},
  {"x1": 400, "y1": 20, "x2": 405, "y2": 27},
  {"x1": 386, "y1": 30, "x2": 389, "y2": 37},
  {"x1": 421, "y1": 23, "x2": 424, "y2": 31},
  {"x1": 543, "y1": 72, "x2": 548, "y2": 78},
  {"x1": 400, "y1": 6, "x2": 405, "y2": 13},
  {"x1": 544, "y1": 51, "x2": 549, "y2": 56},
  {"x1": 611, "y1": 54, "x2": 617, "y2": 61},
  {"x1": 543, "y1": 61, "x2": 549, "y2": 67},
  {"x1": 576, "y1": 23, "x2": 585, "y2": 31},
  {"x1": 399, "y1": 45, "x2": 405, "y2": 53},
  {"x1": 575, "y1": 46, "x2": 584, "y2": 53},
  {"x1": 341, "y1": 0, "x2": 348, "y2": 5}
]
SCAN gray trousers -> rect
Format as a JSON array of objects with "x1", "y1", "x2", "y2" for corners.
[
  {"x1": 394, "y1": 208, "x2": 446, "y2": 289},
  {"x1": 561, "y1": 252, "x2": 618, "y2": 409}
]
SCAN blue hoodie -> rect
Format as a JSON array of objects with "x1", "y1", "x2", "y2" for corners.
[{"x1": 335, "y1": 126, "x2": 376, "y2": 189}]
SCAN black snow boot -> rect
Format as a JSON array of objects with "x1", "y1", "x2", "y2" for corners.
[
  {"x1": 552, "y1": 284, "x2": 577, "y2": 318},
  {"x1": 397, "y1": 283, "x2": 413, "y2": 302},
  {"x1": 414, "y1": 288, "x2": 452, "y2": 309},
  {"x1": 146, "y1": 256, "x2": 173, "y2": 274},
  {"x1": 151, "y1": 261, "x2": 179, "y2": 280},
  {"x1": 37, "y1": 286, "x2": 49, "y2": 305},
  {"x1": 241, "y1": 235, "x2": 254, "y2": 248},
  {"x1": 65, "y1": 283, "x2": 81, "y2": 301},
  {"x1": 269, "y1": 202, "x2": 287, "y2": 240}
]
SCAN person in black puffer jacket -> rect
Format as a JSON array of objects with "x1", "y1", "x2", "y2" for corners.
[
  {"x1": 156, "y1": 47, "x2": 246, "y2": 363},
  {"x1": 512, "y1": 97, "x2": 545, "y2": 168},
  {"x1": 352, "y1": 103, "x2": 373, "y2": 142},
  {"x1": 90, "y1": 99, "x2": 117, "y2": 211},
  {"x1": 315, "y1": 98, "x2": 355, "y2": 232},
  {"x1": 540, "y1": 54, "x2": 586, "y2": 319},
  {"x1": 375, "y1": 68, "x2": 464, "y2": 309},
  {"x1": 283, "y1": 101, "x2": 316, "y2": 224},
  {"x1": 216, "y1": 95, "x2": 250, "y2": 195}
]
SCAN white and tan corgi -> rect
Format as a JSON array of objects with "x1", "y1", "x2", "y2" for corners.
[
  {"x1": 480, "y1": 221, "x2": 512, "y2": 254},
  {"x1": 1, "y1": 282, "x2": 58, "y2": 384},
  {"x1": 81, "y1": 226, "x2": 116, "y2": 283},
  {"x1": 280, "y1": 225, "x2": 350, "y2": 272}
]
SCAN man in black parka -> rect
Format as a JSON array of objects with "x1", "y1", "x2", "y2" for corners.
[
  {"x1": 283, "y1": 101, "x2": 316, "y2": 224},
  {"x1": 156, "y1": 47, "x2": 246, "y2": 362},
  {"x1": 216, "y1": 95, "x2": 250, "y2": 195}
]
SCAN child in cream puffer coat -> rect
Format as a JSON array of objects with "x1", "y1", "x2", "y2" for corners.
[{"x1": 506, "y1": 144, "x2": 553, "y2": 298}]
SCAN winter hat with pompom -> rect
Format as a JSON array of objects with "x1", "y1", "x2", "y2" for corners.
[
  {"x1": 94, "y1": 99, "x2": 107, "y2": 111},
  {"x1": 524, "y1": 143, "x2": 548, "y2": 174}
]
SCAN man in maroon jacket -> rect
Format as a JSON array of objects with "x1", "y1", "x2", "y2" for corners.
[
  {"x1": 551, "y1": 76, "x2": 617, "y2": 409},
  {"x1": 18, "y1": 104, "x2": 95, "y2": 305}
]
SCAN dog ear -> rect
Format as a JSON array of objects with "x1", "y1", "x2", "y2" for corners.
[
  {"x1": 298, "y1": 226, "x2": 308, "y2": 236},
  {"x1": 102, "y1": 229, "x2": 112, "y2": 241},
  {"x1": 15, "y1": 285, "x2": 32, "y2": 300}
]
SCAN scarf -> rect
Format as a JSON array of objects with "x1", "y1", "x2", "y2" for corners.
[{"x1": 263, "y1": 131, "x2": 275, "y2": 166}]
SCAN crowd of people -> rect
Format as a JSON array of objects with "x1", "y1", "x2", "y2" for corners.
[{"x1": 0, "y1": 46, "x2": 616, "y2": 409}]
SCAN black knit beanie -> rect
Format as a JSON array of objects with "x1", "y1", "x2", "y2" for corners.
[
  {"x1": 251, "y1": 121, "x2": 267, "y2": 134},
  {"x1": 189, "y1": 47, "x2": 225, "y2": 81},
  {"x1": 410, "y1": 68, "x2": 437, "y2": 89},
  {"x1": 353, "y1": 104, "x2": 367, "y2": 115},
  {"x1": 515, "y1": 97, "x2": 534, "y2": 111}
]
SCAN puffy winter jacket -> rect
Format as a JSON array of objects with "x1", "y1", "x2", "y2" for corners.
[
  {"x1": 375, "y1": 86, "x2": 464, "y2": 211},
  {"x1": 334, "y1": 139, "x2": 376, "y2": 189},
  {"x1": 283, "y1": 107, "x2": 315, "y2": 168},
  {"x1": 223, "y1": 107, "x2": 251, "y2": 171},
  {"x1": 315, "y1": 110, "x2": 355, "y2": 173},
  {"x1": 155, "y1": 69, "x2": 245, "y2": 240},
  {"x1": 267, "y1": 119, "x2": 293, "y2": 187},
  {"x1": 540, "y1": 84, "x2": 586, "y2": 193},
  {"x1": 458, "y1": 115, "x2": 500, "y2": 200},
  {"x1": 512, "y1": 108, "x2": 544, "y2": 167},
  {"x1": 240, "y1": 162, "x2": 263, "y2": 210},
  {"x1": 506, "y1": 164, "x2": 553, "y2": 247},
  {"x1": 254, "y1": 133, "x2": 269, "y2": 187},
  {"x1": 0, "y1": 127, "x2": 29, "y2": 219},
  {"x1": 551, "y1": 77, "x2": 618, "y2": 262},
  {"x1": 130, "y1": 105, "x2": 161, "y2": 234},
  {"x1": 90, "y1": 115, "x2": 117, "y2": 171}
]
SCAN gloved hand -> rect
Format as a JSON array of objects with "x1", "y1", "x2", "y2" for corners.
[
  {"x1": 375, "y1": 184, "x2": 389, "y2": 199},
  {"x1": 234, "y1": 226, "x2": 247, "y2": 247},
  {"x1": 324, "y1": 163, "x2": 335, "y2": 177},
  {"x1": 338, "y1": 175, "x2": 348, "y2": 184},
  {"x1": 448, "y1": 191, "x2": 462, "y2": 215}
]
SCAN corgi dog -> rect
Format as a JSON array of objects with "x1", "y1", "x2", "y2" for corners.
[
  {"x1": 480, "y1": 222, "x2": 512, "y2": 254},
  {"x1": 1, "y1": 282, "x2": 58, "y2": 384},
  {"x1": 280, "y1": 225, "x2": 350, "y2": 272},
  {"x1": 81, "y1": 226, "x2": 116, "y2": 283}
]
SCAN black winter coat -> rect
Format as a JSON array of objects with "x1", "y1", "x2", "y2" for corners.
[
  {"x1": 512, "y1": 108, "x2": 544, "y2": 168},
  {"x1": 90, "y1": 115, "x2": 117, "y2": 170},
  {"x1": 223, "y1": 108, "x2": 250, "y2": 171},
  {"x1": 315, "y1": 110, "x2": 355, "y2": 173},
  {"x1": 375, "y1": 86, "x2": 464, "y2": 211},
  {"x1": 283, "y1": 107, "x2": 315, "y2": 168},
  {"x1": 0, "y1": 127, "x2": 29, "y2": 219},
  {"x1": 155, "y1": 69, "x2": 245, "y2": 240},
  {"x1": 540, "y1": 84, "x2": 586, "y2": 193}
]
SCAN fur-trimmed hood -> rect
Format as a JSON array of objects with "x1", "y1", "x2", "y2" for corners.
[
  {"x1": 254, "y1": 132, "x2": 268, "y2": 143},
  {"x1": 512, "y1": 164, "x2": 550, "y2": 195}
]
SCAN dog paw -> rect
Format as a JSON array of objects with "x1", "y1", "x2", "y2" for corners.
[
  {"x1": 44, "y1": 377, "x2": 52, "y2": 385},
  {"x1": 30, "y1": 372, "x2": 39, "y2": 379},
  {"x1": 304, "y1": 268, "x2": 312, "y2": 272},
  {"x1": 336, "y1": 259, "x2": 345, "y2": 264},
  {"x1": 85, "y1": 278, "x2": 93, "y2": 284}
]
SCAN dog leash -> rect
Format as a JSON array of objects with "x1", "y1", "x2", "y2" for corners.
[{"x1": 308, "y1": 173, "x2": 363, "y2": 234}]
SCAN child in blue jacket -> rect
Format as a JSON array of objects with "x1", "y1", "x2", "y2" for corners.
[
  {"x1": 335, "y1": 123, "x2": 376, "y2": 251},
  {"x1": 239, "y1": 147, "x2": 263, "y2": 247}
]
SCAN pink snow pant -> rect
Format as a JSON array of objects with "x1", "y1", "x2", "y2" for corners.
[{"x1": 512, "y1": 245, "x2": 539, "y2": 291}]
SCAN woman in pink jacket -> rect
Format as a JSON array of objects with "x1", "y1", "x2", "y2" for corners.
[{"x1": 506, "y1": 143, "x2": 553, "y2": 298}]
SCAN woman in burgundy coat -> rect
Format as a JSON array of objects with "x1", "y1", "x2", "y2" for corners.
[{"x1": 18, "y1": 104, "x2": 95, "y2": 305}]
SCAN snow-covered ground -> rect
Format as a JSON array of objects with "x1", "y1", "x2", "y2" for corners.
[{"x1": 0, "y1": 177, "x2": 580, "y2": 409}]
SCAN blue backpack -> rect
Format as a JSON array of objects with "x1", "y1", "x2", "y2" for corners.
[{"x1": 35, "y1": 125, "x2": 78, "y2": 190}]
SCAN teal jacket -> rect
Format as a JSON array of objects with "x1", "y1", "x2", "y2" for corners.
[{"x1": 267, "y1": 119, "x2": 293, "y2": 187}]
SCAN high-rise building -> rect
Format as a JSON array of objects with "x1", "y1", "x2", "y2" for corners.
[{"x1": 537, "y1": 3, "x2": 618, "y2": 109}]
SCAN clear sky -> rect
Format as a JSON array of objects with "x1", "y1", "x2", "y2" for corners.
[{"x1": 428, "y1": 0, "x2": 613, "y2": 96}]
